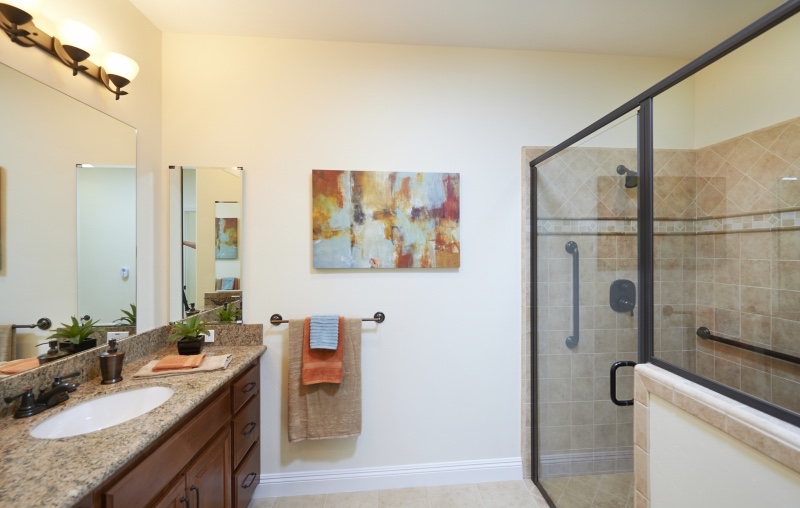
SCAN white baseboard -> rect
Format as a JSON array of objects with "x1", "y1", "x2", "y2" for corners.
[{"x1": 253, "y1": 457, "x2": 523, "y2": 498}]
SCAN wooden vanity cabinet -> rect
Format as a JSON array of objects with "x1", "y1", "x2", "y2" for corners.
[{"x1": 92, "y1": 358, "x2": 261, "y2": 508}]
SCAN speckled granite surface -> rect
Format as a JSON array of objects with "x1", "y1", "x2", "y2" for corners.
[
  {"x1": 0, "y1": 324, "x2": 265, "y2": 508},
  {"x1": 0, "y1": 324, "x2": 263, "y2": 418}
]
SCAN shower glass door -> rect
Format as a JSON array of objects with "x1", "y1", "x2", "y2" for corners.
[{"x1": 532, "y1": 110, "x2": 640, "y2": 508}]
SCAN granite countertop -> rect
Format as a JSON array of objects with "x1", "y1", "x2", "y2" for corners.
[{"x1": 0, "y1": 344, "x2": 267, "y2": 508}]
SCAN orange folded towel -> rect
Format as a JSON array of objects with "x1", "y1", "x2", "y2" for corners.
[
  {"x1": 152, "y1": 353, "x2": 206, "y2": 372},
  {"x1": 0, "y1": 357, "x2": 40, "y2": 375},
  {"x1": 302, "y1": 316, "x2": 344, "y2": 385}
]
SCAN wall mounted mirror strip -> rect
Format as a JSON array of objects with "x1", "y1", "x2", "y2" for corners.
[
  {"x1": 528, "y1": 1, "x2": 800, "y2": 506},
  {"x1": 169, "y1": 166, "x2": 243, "y2": 323},
  {"x1": 0, "y1": 61, "x2": 136, "y2": 368}
]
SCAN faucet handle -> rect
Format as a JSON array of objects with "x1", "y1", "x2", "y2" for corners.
[
  {"x1": 3, "y1": 387, "x2": 45, "y2": 419},
  {"x1": 4, "y1": 387, "x2": 35, "y2": 404},
  {"x1": 52, "y1": 371, "x2": 80, "y2": 385}
]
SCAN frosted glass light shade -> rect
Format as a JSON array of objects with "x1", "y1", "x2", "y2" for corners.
[
  {"x1": 57, "y1": 19, "x2": 98, "y2": 53},
  {"x1": 103, "y1": 52, "x2": 139, "y2": 82}
]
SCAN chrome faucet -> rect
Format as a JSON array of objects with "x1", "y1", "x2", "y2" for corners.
[{"x1": 3, "y1": 371, "x2": 80, "y2": 419}]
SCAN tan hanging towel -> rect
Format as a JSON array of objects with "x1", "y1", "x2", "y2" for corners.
[
  {"x1": 0, "y1": 325, "x2": 15, "y2": 363},
  {"x1": 288, "y1": 317, "x2": 362, "y2": 442}
]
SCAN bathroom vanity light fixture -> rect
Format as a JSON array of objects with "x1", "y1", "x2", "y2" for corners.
[{"x1": 0, "y1": 1, "x2": 139, "y2": 100}]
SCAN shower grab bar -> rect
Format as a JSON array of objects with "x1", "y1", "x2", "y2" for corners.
[
  {"x1": 696, "y1": 327, "x2": 800, "y2": 366},
  {"x1": 565, "y1": 241, "x2": 579, "y2": 349},
  {"x1": 270, "y1": 312, "x2": 385, "y2": 325},
  {"x1": 11, "y1": 318, "x2": 52, "y2": 330}
]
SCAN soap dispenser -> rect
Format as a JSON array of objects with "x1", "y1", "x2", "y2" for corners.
[
  {"x1": 37, "y1": 340, "x2": 70, "y2": 364},
  {"x1": 99, "y1": 339, "x2": 125, "y2": 384}
]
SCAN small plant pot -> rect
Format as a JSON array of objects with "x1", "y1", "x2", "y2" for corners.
[
  {"x1": 59, "y1": 338, "x2": 98, "y2": 354},
  {"x1": 176, "y1": 337, "x2": 205, "y2": 355}
]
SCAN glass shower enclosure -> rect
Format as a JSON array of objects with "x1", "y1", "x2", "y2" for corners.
[
  {"x1": 531, "y1": 111, "x2": 641, "y2": 507},
  {"x1": 528, "y1": 2, "x2": 800, "y2": 506}
]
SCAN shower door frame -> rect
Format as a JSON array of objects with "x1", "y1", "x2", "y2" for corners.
[{"x1": 529, "y1": 1, "x2": 800, "y2": 505}]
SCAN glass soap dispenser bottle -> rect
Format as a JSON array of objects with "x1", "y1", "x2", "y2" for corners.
[{"x1": 99, "y1": 339, "x2": 125, "y2": 384}]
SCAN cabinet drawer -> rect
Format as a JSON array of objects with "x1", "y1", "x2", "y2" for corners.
[
  {"x1": 234, "y1": 440, "x2": 261, "y2": 508},
  {"x1": 232, "y1": 362, "x2": 259, "y2": 414},
  {"x1": 232, "y1": 394, "x2": 260, "y2": 468}
]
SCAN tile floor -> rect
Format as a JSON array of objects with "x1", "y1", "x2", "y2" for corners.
[
  {"x1": 539, "y1": 472, "x2": 634, "y2": 508},
  {"x1": 248, "y1": 479, "x2": 550, "y2": 507}
]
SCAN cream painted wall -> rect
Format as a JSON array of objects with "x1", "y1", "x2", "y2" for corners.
[
  {"x1": 650, "y1": 396, "x2": 800, "y2": 507},
  {"x1": 0, "y1": 0, "x2": 163, "y2": 331},
  {"x1": 693, "y1": 13, "x2": 800, "y2": 147},
  {"x1": 162, "y1": 33, "x2": 686, "y2": 479}
]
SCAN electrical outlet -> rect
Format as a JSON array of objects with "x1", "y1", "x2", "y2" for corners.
[
  {"x1": 107, "y1": 331, "x2": 129, "y2": 341},
  {"x1": 205, "y1": 329, "x2": 215, "y2": 342}
]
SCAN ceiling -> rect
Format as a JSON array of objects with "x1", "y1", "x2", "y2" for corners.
[{"x1": 128, "y1": 0, "x2": 785, "y2": 59}]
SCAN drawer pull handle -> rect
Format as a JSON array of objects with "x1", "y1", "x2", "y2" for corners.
[
  {"x1": 241, "y1": 381, "x2": 257, "y2": 393},
  {"x1": 242, "y1": 421, "x2": 257, "y2": 436},
  {"x1": 242, "y1": 472, "x2": 257, "y2": 489},
  {"x1": 191, "y1": 485, "x2": 200, "y2": 507},
  {"x1": 180, "y1": 496, "x2": 190, "y2": 508}
]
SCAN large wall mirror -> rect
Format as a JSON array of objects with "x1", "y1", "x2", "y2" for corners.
[
  {"x1": 169, "y1": 166, "x2": 243, "y2": 323},
  {"x1": 0, "y1": 61, "x2": 136, "y2": 363}
]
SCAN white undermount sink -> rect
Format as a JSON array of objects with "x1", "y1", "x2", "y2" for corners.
[{"x1": 29, "y1": 386, "x2": 174, "y2": 439}]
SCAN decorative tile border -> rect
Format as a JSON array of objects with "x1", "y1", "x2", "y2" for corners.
[
  {"x1": 537, "y1": 219, "x2": 637, "y2": 234},
  {"x1": 536, "y1": 210, "x2": 800, "y2": 236},
  {"x1": 633, "y1": 364, "x2": 800, "y2": 508}
]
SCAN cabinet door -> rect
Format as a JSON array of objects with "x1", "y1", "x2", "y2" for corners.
[
  {"x1": 186, "y1": 428, "x2": 232, "y2": 508},
  {"x1": 150, "y1": 477, "x2": 189, "y2": 508}
]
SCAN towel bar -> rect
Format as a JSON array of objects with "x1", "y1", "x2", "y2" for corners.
[
  {"x1": 270, "y1": 312, "x2": 385, "y2": 325},
  {"x1": 11, "y1": 318, "x2": 52, "y2": 330}
]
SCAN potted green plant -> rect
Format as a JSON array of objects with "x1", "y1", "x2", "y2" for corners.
[
  {"x1": 49, "y1": 316, "x2": 100, "y2": 353},
  {"x1": 217, "y1": 303, "x2": 241, "y2": 323},
  {"x1": 114, "y1": 303, "x2": 137, "y2": 326},
  {"x1": 167, "y1": 315, "x2": 210, "y2": 355}
]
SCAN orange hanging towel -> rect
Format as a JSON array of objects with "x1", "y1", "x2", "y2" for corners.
[{"x1": 301, "y1": 316, "x2": 344, "y2": 384}]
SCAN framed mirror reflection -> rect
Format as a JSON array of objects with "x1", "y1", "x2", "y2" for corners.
[{"x1": 170, "y1": 166, "x2": 243, "y2": 323}]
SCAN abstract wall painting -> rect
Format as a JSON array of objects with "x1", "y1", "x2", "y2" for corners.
[
  {"x1": 312, "y1": 170, "x2": 460, "y2": 269},
  {"x1": 215, "y1": 217, "x2": 238, "y2": 259}
]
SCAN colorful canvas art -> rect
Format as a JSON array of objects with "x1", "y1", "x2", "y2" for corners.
[
  {"x1": 215, "y1": 217, "x2": 238, "y2": 259},
  {"x1": 312, "y1": 170, "x2": 460, "y2": 269}
]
